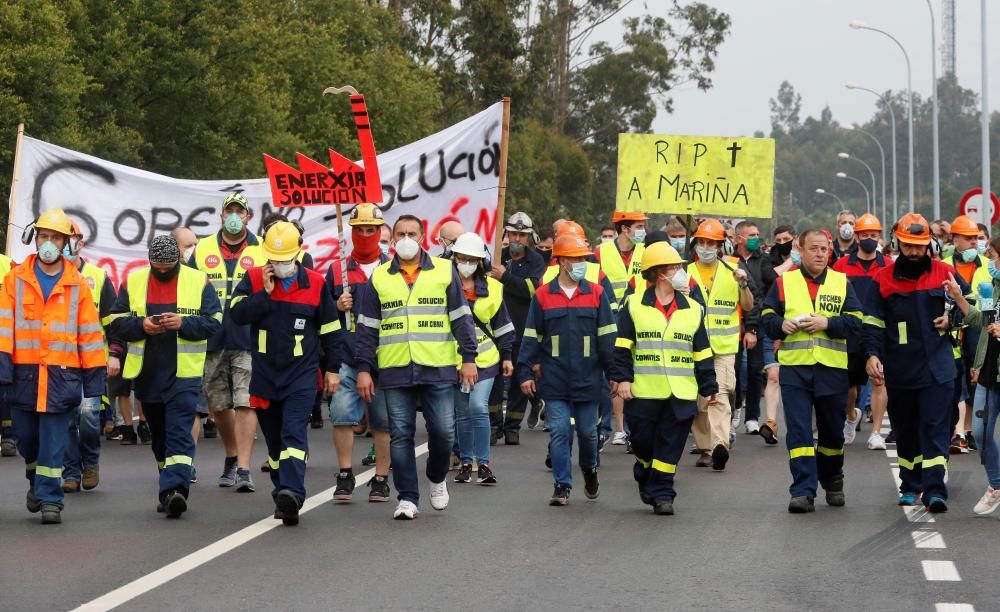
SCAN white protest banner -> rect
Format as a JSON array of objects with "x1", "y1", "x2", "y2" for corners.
[{"x1": 8, "y1": 102, "x2": 504, "y2": 287}]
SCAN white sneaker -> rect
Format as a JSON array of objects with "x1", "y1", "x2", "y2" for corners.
[
  {"x1": 843, "y1": 409, "x2": 861, "y2": 445},
  {"x1": 429, "y1": 480, "x2": 449, "y2": 510},
  {"x1": 974, "y1": 486, "x2": 1000, "y2": 515},
  {"x1": 745, "y1": 420, "x2": 760, "y2": 434},
  {"x1": 731, "y1": 406, "x2": 743, "y2": 430},
  {"x1": 393, "y1": 500, "x2": 419, "y2": 520},
  {"x1": 866, "y1": 432, "x2": 886, "y2": 450},
  {"x1": 612, "y1": 431, "x2": 627, "y2": 445}
]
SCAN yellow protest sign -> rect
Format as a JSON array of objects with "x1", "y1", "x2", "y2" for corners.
[{"x1": 616, "y1": 134, "x2": 775, "y2": 219}]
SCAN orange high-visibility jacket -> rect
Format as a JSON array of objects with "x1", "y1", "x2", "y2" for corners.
[{"x1": 0, "y1": 255, "x2": 107, "y2": 413}]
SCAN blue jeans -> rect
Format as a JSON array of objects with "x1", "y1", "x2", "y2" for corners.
[
  {"x1": 64, "y1": 395, "x2": 102, "y2": 481},
  {"x1": 971, "y1": 384, "x2": 1000, "y2": 488},
  {"x1": 328, "y1": 363, "x2": 389, "y2": 431},
  {"x1": 455, "y1": 378, "x2": 494, "y2": 465},
  {"x1": 598, "y1": 380, "x2": 613, "y2": 439},
  {"x1": 546, "y1": 399, "x2": 599, "y2": 488},
  {"x1": 385, "y1": 384, "x2": 455, "y2": 505}
]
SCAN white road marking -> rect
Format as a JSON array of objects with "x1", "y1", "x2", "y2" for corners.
[
  {"x1": 903, "y1": 505, "x2": 936, "y2": 523},
  {"x1": 935, "y1": 604, "x2": 975, "y2": 612},
  {"x1": 884, "y1": 449, "x2": 898, "y2": 458},
  {"x1": 922, "y1": 560, "x2": 961, "y2": 581},
  {"x1": 73, "y1": 443, "x2": 430, "y2": 612},
  {"x1": 910, "y1": 530, "x2": 946, "y2": 549}
]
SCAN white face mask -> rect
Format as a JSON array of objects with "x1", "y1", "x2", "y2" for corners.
[
  {"x1": 456, "y1": 262, "x2": 478, "y2": 278},
  {"x1": 394, "y1": 237, "x2": 420, "y2": 260},
  {"x1": 182, "y1": 247, "x2": 195, "y2": 263},
  {"x1": 695, "y1": 246, "x2": 717, "y2": 264},
  {"x1": 271, "y1": 261, "x2": 297, "y2": 279},
  {"x1": 669, "y1": 268, "x2": 689, "y2": 291}
]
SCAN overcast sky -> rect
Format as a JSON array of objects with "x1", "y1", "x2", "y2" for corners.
[{"x1": 600, "y1": 0, "x2": 997, "y2": 137}]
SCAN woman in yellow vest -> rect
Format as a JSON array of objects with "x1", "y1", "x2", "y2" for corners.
[
  {"x1": 761, "y1": 229, "x2": 863, "y2": 514},
  {"x1": 612, "y1": 242, "x2": 718, "y2": 515},
  {"x1": 449, "y1": 233, "x2": 514, "y2": 485}
]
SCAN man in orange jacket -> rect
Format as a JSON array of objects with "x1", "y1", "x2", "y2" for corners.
[{"x1": 0, "y1": 209, "x2": 107, "y2": 524}]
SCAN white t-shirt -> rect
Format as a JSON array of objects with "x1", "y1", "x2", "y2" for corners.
[
  {"x1": 359, "y1": 260, "x2": 379, "y2": 279},
  {"x1": 559, "y1": 283, "x2": 577, "y2": 300}
]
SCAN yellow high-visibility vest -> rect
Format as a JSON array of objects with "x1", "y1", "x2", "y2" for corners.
[{"x1": 777, "y1": 268, "x2": 849, "y2": 369}]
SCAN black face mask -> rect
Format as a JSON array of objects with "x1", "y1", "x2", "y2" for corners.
[
  {"x1": 538, "y1": 249, "x2": 552, "y2": 264},
  {"x1": 151, "y1": 264, "x2": 180, "y2": 282},
  {"x1": 773, "y1": 241, "x2": 793, "y2": 258},
  {"x1": 859, "y1": 238, "x2": 879, "y2": 254},
  {"x1": 894, "y1": 253, "x2": 930, "y2": 279}
]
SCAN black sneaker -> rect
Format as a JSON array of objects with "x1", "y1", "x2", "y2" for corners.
[
  {"x1": 885, "y1": 430, "x2": 896, "y2": 444},
  {"x1": 368, "y1": 475, "x2": 390, "y2": 503},
  {"x1": 137, "y1": 421, "x2": 152, "y2": 445},
  {"x1": 26, "y1": 488, "x2": 40, "y2": 513},
  {"x1": 544, "y1": 454, "x2": 552, "y2": 471},
  {"x1": 105, "y1": 426, "x2": 123, "y2": 442},
  {"x1": 203, "y1": 420, "x2": 218, "y2": 439},
  {"x1": 120, "y1": 426, "x2": 138, "y2": 445},
  {"x1": 639, "y1": 490, "x2": 653, "y2": 506},
  {"x1": 549, "y1": 485, "x2": 570, "y2": 506},
  {"x1": 949, "y1": 434, "x2": 963, "y2": 454},
  {"x1": 310, "y1": 411, "x2": 324, "y2": 429},
  {"x1": 164, "y1": 490, "x2": 187, "y2": 518},
  {"x1": 527, "y1": 401, "x2": 542, "y2": 430},
  {"x1": 822, "y1": 477, "x2": 845, "y2": 507},
  {"x1": 477, "y1": 464, "x2": 497, "y2": 485},
  {"x1": 334, "y1": 471, "x2": 355, "y2": 502},
  {"x1": 654, "y1": 500, "x2": 674, "y2": 515},
  {"x1": 454, "y1": 464, "x2": 473, "y2": 483},
  {"x1": 490, "y1": 426, "x2": 502, "y2": 446},
  {"x1": 275, "y1": 489, "x2": 300, "y2": 526},
  {"x1": 711, "y1": 444, "x2": 730, "y2": 471},
  {"x1": 788, "y1": 496, "x2": 815, "y2": 513},
  {"x1": 1, "y1": 437, "x2": 16, "y2": 456},
  {"x1": 40, "y1": 503, "x2": 61, "y2": 524},
  {"x1": 583, "y1": 468, "x2": 600, "y2": 499},
  {"x1": 504, "y1": 430, "x2": 519, "y2": 445},
  {"x1": 966, "y1": 431, "x2": 978, "y2": 451}
]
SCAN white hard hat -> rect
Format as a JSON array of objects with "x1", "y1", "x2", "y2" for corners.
[
  {"x1": 505, "y1": 212, "x2": 534, "y2": 232},
  {"x1": 451, "y1": 232, "x2": 487, "y2": 258}
]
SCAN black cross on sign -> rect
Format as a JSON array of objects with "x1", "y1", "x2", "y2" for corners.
[{"x1": 726, "y1": 142, "x2": 742, "y2": 168}]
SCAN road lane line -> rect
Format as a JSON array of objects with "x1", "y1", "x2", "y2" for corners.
[
  {"x1": 73, "y1": 443, "x2": 430, "y2": 612},
  {"x1": 922, "y1": 560, "x2": 961, "y2": 581},
  {"x1": 910, "y1": 530, "x2": 946, "y2": 549},
  {"x1": 935, "y1": 604, "x2": 975, "y2": 612}
]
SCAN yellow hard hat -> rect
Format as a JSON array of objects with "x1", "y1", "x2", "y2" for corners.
[
  {"x1": 640, "y1": 241, "x2": 684, "y2": 272},
  {"x1": 35, "y1": 209, "x2": 73, "y2": 235},
  {"x1": 263, "y1": 221, "x2": 301, "y2": 260},
  {"x1": 349, "y1": 203, "x2": 384, "y2": 226}
]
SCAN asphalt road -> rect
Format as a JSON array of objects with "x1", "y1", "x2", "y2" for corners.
[{"x1": 0, "y1": 414, "x2": 994, "y2": 612}]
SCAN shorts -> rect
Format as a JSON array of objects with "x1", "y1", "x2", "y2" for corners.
[
  {"x1": 203, "y1": 350, "x2": 252, "y2": 411},
  {"x1": 328, "y1": 363, "x2": 389, "y2": 432},
  {"x1": 196, "y1": 390, "x2": 209, "y2": 417},
  {"x1": 107, "y1": 374, "x2": 132, "y2": 398},
  {"x1": 847, "y1": 351, "x2": 869, "y2": 388},
  {"x1": 761, "y1": 332, "x2": 778, "y2": 370}
]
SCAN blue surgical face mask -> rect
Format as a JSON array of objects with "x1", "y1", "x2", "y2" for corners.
[
  {"x1": 380, "y1": 242, "x2": 390, "y2": 256},
  {"x1": 790, "y1": 250, "x2": 802, "y2": 266},
  {"x1": 978, "y1": 239, "x2": 988, "y2": 255},
  {"x1": 62, "y1": 243, "x2": 77, "y2": 262},
  {"x1": 669, "y1": 237, "x2": 687, "y2": 251},
  {"x1": 224, "y1": 212, "x2": 245, "y2": 234},
  {"x1": 37, "y1": 241, "x2": 61, "y2": 264},
  {"x1": 569, "y1": 262, "x2": 587, "y2": 281},
  {"x1": 961, "y1": 247, "x2": 979, "y2": 263},
  {"x1": 631, "y1": 229, "x2": 646, "y2": 245},
  {"x1": 989, "y1": 259, "x2": 1000, "y2": 281}
]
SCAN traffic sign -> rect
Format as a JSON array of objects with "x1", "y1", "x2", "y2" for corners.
[{"x1": 959, "y1": 188, "x2": 1000, "y2": 225}]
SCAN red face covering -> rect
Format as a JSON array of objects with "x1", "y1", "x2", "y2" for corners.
[{"x1": 352, "y1": 227, "x2": 382, "y2": 263}]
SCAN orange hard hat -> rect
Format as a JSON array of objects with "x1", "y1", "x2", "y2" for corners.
[
  {"x1": 69, "y1": 221, "x2": 83, "y2": 238},
  {"x1": 894, "y1": 212, "x2": 932, "y2": 246},
  {"x1": 556, "y1": 220, "x2": 586, "y2": 238},
  {"x1": 693, "y1": 218, "x2": 726, "y2": 242},
  {"x1": 553, "y1": 234, "x2": 591, "y2": 258},
  {"x1": 854, "y1": 213, "x2": 882, "y2": 233},
  {"x1": 950, "y1": 215, "x2": 979, "y2": 236},
  {"x1": 611, "y1": 210, "x2": 648, "y2": 223}
]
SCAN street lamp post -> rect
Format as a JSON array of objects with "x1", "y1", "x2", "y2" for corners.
[
  {"x1": 850, "y1": 21, "x2": 914, "y2": 214},
  {"x1": 815, "y1": 188, "x2": 845, "y2": 207},
  {"x1": 836, "y1": 172, "x2": 871, "y2": 212},
  {"x1": 851, "y1": 128, "x2": 887, "y2": 229},
  {"x1": 982, "y1": 0, "x2": 992, "y2": 228},
  {"x1": 846, "y1": 83, "x2": 898, "y2": 222},
  {"x1": 925, "y1": 0, "x2": 941, "y2": 220},
  {"x1": 838, "y1": 152, "x2": 877, "y2": 215}
]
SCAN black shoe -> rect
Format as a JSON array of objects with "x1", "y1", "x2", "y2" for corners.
[
  {"x1": 711, "y1": 444, "x2": 729, "y2": 471},
  {"x1": 598, "y1": 433, "x2": 609, "y2": 453},
  {"x1": 105, "y1": 426, "x2": 123, "y2": 441},
  {"x1": 639, "y1": 490, "x2": 653, "y2": 506},
  {"x1": 26, "y1": 488, "x2": 40, "y2": 513},
  {"x1": 275, "y1": 490, "x2": 300, "y2": 526},
  {"x1": 157, "y1": 502, "x2": 165, "y2": 513},
  {"x1": 40, "y1": 503, "x2": 61, "y2": 524},
  {"x1": 203, "y1": 420, "x2": 218, "y2": 439},
  {"x1": 477, "y1": 464, "x2": 497, "y2": 485},
  {"x1": 822, "y1": 477, "x2": 845, "y2": 507},
  {"x1": 454, "y1": 464, "x2": 473, "y2": 483},
  {"x1": 164, "y1": 491, "x2": 187, "y2": 518},
  {"x1": 367, "y1": 475, "x2": 390, "y2": 503},
  {"x1": 310, "y1": 413, "x2": 324, "y2": 429},
  {"x1": 544, "y1": 454, "x2": 552, "y2": 471},
  {"x1": 527, "y1": 401, "x2": 541, "y2": 430},
  {"x1": 885, "y1": 430, "x2": 896, "y2": 444},
  {"x1": 583, "y1": 468, "x2": 600, "y2": 499},
  {"x1": 1, "y1": 437, "x2": 16, "y2": 456},
  {"x1": 549, "y1": 485, "x2": 570, "y2": 506},
  {"x1": 788, "y1": 496, "x2": 815, "y2": 513},
  {"x1": 120, "y1": 426, "x2": 138, "y2": 445},
  {"x1": 654, "y1": 500, "x2": 674, "y2": 515},
  {"x1": 137, "y1": 421, "x2": 152, "y2": 445},
  {"x1": 490, "y1": 426, "x2": 502, "y2": 446},
  {"x1": 504, "y1": 430, "x2": 519, "y2": 445},
  {"x1": 966, "y1": 431, "x2": 978, "y2": 452},
  {"x1": 759, "y1": 424, "x2": 778, "y2": 445},
  {"x1": 695, "y1": 452, "x2": 712, "y2": 467},
  {"x1": 333, "y1": 471, "x2": 355, "y2": 502}
]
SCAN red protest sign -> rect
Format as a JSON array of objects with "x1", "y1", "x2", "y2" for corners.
[{"x1": 264, "y1": 94, "x2": 383, "y2": 207}]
